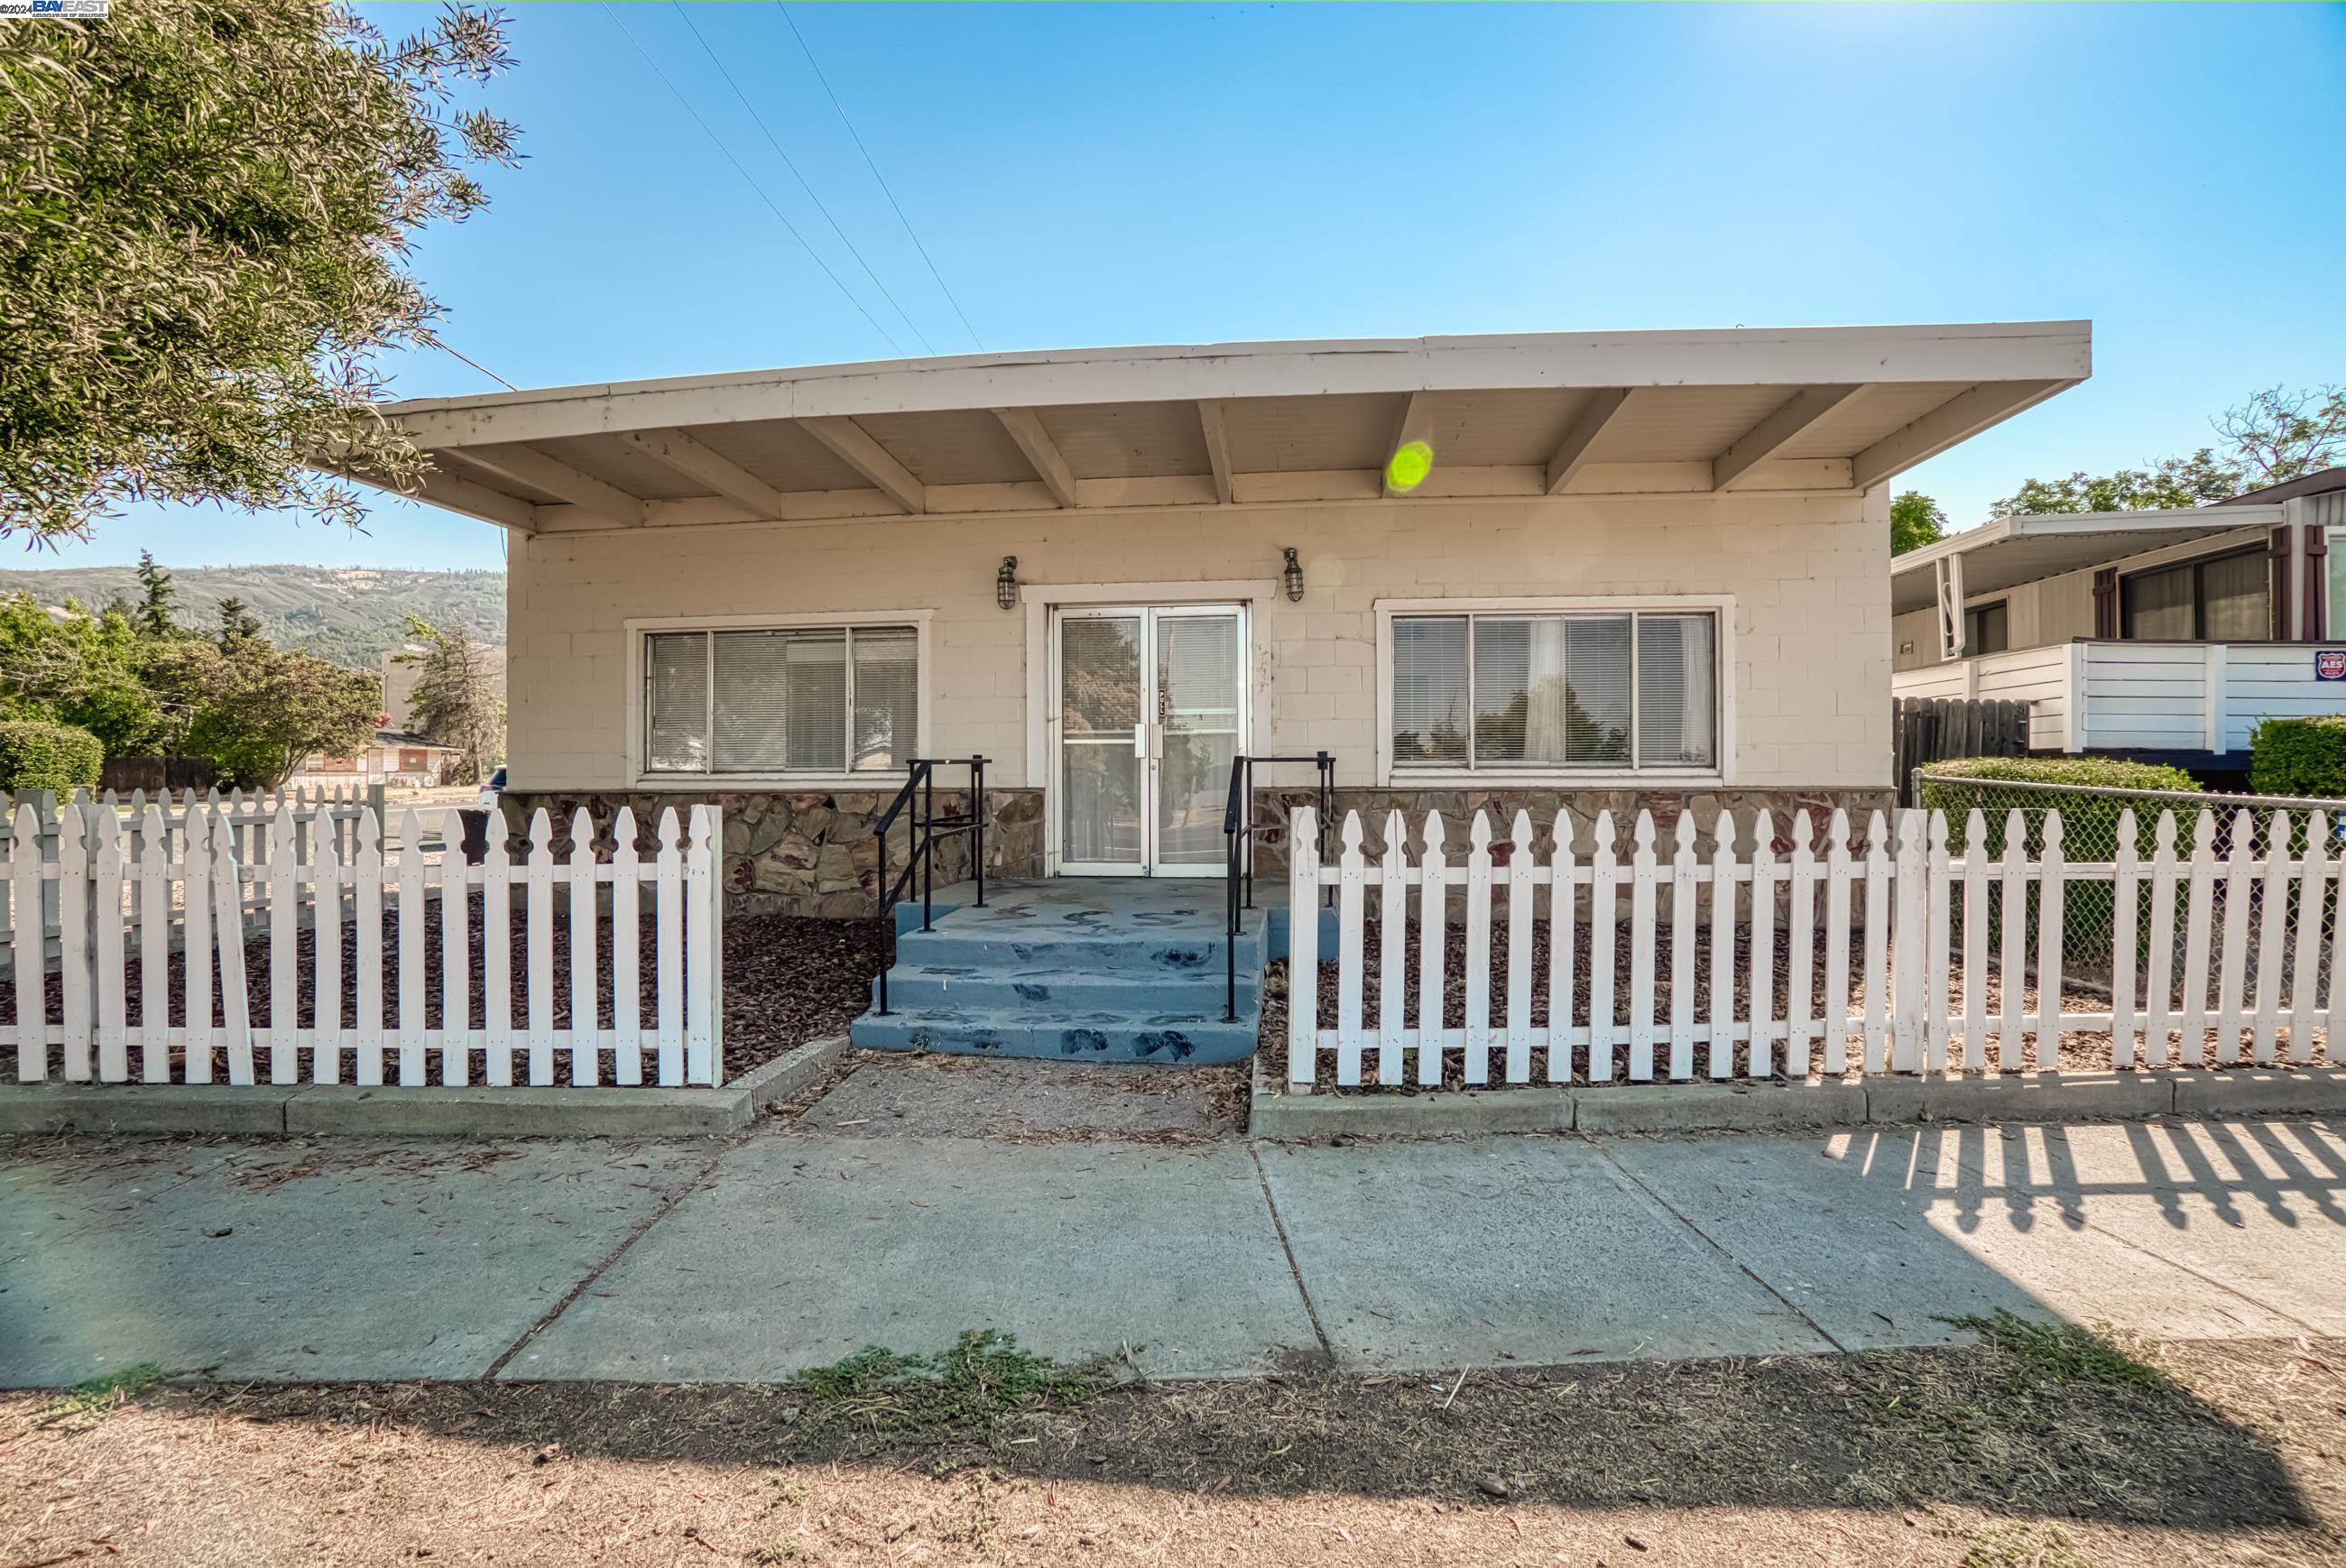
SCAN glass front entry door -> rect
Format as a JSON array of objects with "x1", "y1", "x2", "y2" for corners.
[{"x1": 1054, "y1": 604, "x2": 1246, "y2": 876}]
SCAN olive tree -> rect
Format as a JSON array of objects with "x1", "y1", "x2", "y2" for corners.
[{"x1": 0, "y1": 2, "x2": 519, "y2": 542}]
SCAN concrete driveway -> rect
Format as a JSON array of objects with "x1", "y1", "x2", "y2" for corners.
[{"x1": 4, "y1": 1114, "x2": 2342, "y2": 1387}]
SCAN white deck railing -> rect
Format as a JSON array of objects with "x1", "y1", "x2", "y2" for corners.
[
  {"x1": 5, "y1": 802, "x2": 723, "y2": 1090},
  {"x1": 1889, "y1": 638, "x2": 2346, "y2": 755},
  {"x1": 1286, "y1": 804, "x2": 2342, "y2": 1090}
]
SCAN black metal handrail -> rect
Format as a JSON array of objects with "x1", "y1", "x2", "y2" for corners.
[
  {"x1": 1222, "y1": 752, "x2": 1334, "y2": 1023},
  {"x1": 872, "y1": 755, "x2": 988, "y2": 1016}
]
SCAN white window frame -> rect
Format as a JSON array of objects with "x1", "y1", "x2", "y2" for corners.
[
  {"x1": 624, "y1": 610, "x2": 933, "y2": 789},
  {"x1": 1374, "y1": 595, "x2": 1734, "y2": 788}
]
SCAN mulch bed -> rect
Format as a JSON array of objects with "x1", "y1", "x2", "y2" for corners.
[
  {"x1": 1262, "y1": 919, "x2": 2336, "y2": 1092},
  {"x1": 0, "y1": 904, "x2": 888, "y2": 1087}
]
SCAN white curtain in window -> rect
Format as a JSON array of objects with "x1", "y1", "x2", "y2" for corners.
[
  {"x1": 1636, "y1": 613, "x2": 1715, "y2": 767},
  {"x1": 1519, "y1": 618, "x2": 1569, "y2": 763}
]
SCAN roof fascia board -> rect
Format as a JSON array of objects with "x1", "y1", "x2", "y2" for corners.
[
  {"x1": 1889, "y1": 504, "x2": 2290, "y2": 581},
  {"x1": 387, "y1": 322, "x2": 2092, "y2": 450}
]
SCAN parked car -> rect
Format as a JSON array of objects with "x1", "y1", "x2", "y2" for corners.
[{"x1": 476, "y1": 765, "x2": 505, "y2": 812}]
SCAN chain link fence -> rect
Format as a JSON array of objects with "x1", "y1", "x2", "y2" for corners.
[{"x1": 1915, "y1": 769, "x2": 2346, "y2": 1005}]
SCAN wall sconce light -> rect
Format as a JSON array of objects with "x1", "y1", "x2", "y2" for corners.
[
  {"x1": 996, "y1": 556, "x2": 1019, "y2": 612},
  {"x1": 1281, "y1": 547, "x2": 1306, "y2": 603}
]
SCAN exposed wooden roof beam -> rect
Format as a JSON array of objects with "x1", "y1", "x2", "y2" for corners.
[
  {"x1": 410, "y1": 466, "x2": 540, "y2": 533},
  {"x1": 1852, "y1": 379, "x2": 2071, "y2": 490},
  {"x1": 459, "y1": 442, "x2": 647, "y2": 525},
  {"x1": 1197, "y1": 400, "x2": 1233, "y2": 504},
  {"x1": 619, "y1": 427, "x2": 790, "y2": 517},
  {"x1": 1543, "y1": 388, "x2": 1631, "y2": 494},
  {"x1": 1713, "y1": 384, "x2": 1864, "y2": 492},
  {"x1": 1381, "y1": 392, "x2": 1432, "y2": 499},
  {"x1": 992, "y1": 408, "x2": 1078, "y2": 509},
  {"x1": 796, "y1": 415, "x2": 926, "y2": 513}
]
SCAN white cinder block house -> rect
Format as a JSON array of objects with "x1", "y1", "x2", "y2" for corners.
[{"x1": 362, "y1": 324, "x2": 2090, "y2": 915}]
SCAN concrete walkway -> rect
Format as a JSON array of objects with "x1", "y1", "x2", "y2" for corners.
[{"x1": 5, "y1": 1115, "x2": 2344, "y2": 1388}]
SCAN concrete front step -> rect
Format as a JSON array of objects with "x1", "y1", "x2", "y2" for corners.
[
  {"x1": 858, "y1": 881, "x2": 1269, "y2": 1067},
  {"x1": 892, "y1": 927, "x2": 1263, "y2": 972},
  {"x1": 874, "y1": 964, "x2": 1258, "y2": 1013},
  {"x1": 850, "y1": 1007, "x2": 1259, "y2": 1065}
]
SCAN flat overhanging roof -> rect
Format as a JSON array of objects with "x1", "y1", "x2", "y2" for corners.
[
  {"x1": 351, "y1": 320, "x2": 2091, "y2": 535},
  {"x1": 1889, "y1": 504, "x2": 2284, "y2": 614}
]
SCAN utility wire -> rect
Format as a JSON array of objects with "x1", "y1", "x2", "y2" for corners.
[
  {"x1": 600, "y1": 3, "x2": 908, "y2": 357},
  {"x1": 417, "y1": 330, "x2": 520, "y2": 392},
  {"x1": 776, "y1": 2, "x2": 985, "y2": 353},
  {"x1": 672, "y1": 3, "x2": 935, "y2": 355}
]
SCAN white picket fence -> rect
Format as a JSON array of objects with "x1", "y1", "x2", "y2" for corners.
[
  {"x1": 1286, "y1": 804, "x2": 2346, "y2": 1089},
  {"x1": 5, "y1": 802, "x2": 724, "y2": 1090},
  {"x1": 0, "y1": 785, "x2": 383, "y2": 957}
]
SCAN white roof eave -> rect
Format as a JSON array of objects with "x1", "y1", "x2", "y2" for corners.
[
  {"x1": 386, "y1": 320, "x2": 2092, "y2": 448},
  {"x1": 1890, "y1": 504, "x2": 2287, "y2": 613}
]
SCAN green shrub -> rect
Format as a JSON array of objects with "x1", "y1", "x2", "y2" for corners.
[
  {"x1": 1918, "y1": 757, "x2": 2205, "y2": 972},
  {"x1": 1918, "y1": 756, "x2": 2202, "y2": 857},
  {"x1": 2249, "y1": 716, "x2": 2346, "y2": 799},
  {"x1": 0, "y1": 720, "x2": 104, "y2": 793}
]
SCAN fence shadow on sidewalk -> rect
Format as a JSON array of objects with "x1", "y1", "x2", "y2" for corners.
[{"x1": 1844, "y1": 1114, "x2": 2346, "y2": 1238}]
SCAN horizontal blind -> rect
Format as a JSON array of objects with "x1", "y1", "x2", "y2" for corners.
[
  {"x1": 1564, "y1": 614, "x2": 1631, "y2": 764},
  {"x1": 644, "y1": 632, "x2": 709, "y2": 772},
  {"x1": 1471, "y1": 617, "x2": 1531, "y2": 762},
  {"x1": 850, "y1": 627, "x2": 918, "y2": 771},
  {"x1": 1391, "y1": 616, "x2": 1468, "y2": 763},
  {"x1": 709, "y1": 630, "x2": 847, "y2": 773}
]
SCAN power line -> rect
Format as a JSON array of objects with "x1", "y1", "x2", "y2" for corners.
[
  {"x1": 775, "y1": 2, "x2": 984, "y2": 353},
  {"x1": 671, "y1": 3, "x2": 935, "y2": 355},
  {"x1": 417, "y1": 330, "x2": 520, "y2": 392},
  {"x1": 599, "y1": 2, "x2": 908, "y2": 357}
]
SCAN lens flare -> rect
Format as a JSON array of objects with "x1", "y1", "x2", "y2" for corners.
[{"x1": 1385, "y1": 438, "x2": 1434, "y2": 494}]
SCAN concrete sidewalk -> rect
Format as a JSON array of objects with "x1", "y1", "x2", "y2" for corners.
[{"x1": 5, "y1": 1115, "x2": 2343, "y2": 1388}]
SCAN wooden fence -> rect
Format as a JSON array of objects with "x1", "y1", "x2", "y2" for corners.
[
  {"x1": 1891, "y1": 696, "x2": 2031, "y2": 804},
  {"x1": 5, "y1": 802, "x2": 724, "y2": 1090},
  {"x1": 1285, "y1": 803, "x2": 2343, "y2": 1090}
]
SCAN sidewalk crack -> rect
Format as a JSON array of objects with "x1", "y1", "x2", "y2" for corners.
[
  {"x1": 479, "y1": 1138, "x2": 733, "y2": 1381},
  {"x1": 1249, "y1": 1142, "x2": 1336, "y2": 1365},
  {"x1": 1589, "y1": 1137, "x2": 1848, "y2": 1354}
]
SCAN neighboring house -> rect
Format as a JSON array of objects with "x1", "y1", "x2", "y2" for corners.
[
  {"x1": 352, "y1": 324, "x2": 2090, "y2": 916},
  {"x1": 1891, "y1": 466, "x2": 2346, "y2": 767},
  {"x1": 291, "y1": 727, "x2": 461, "y2": 788}
]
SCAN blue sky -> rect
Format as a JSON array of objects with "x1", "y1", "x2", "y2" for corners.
[{"x1": 63, "y1": 1, "x2": 2346, "y2": 572}]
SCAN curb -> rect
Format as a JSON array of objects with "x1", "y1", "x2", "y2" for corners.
[
  {"x1": 0, "y1": 1036, "x2": 849, "y2": 1140},
  {"x1": 1251, "y1": 1066, "x2": 2346, "y2": 1141}
]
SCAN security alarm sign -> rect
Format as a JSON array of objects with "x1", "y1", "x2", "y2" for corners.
[{"x1": 2317, "y1": 650, "x2": 2346, "y2": 681}]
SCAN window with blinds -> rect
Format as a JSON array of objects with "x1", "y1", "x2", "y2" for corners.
[
  {"x1": 643, "y1": 623, "x2": 918, "y2": 777},
  {"x1": 1388, "y1": 608, "x2": 1717, "y2": 773}
]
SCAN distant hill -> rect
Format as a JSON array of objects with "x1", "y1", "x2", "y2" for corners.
[{"x1": 0, "y1": 565, "x2": 503, "y2": 670}]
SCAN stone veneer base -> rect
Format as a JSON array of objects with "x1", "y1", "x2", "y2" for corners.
[
  {"x1": 502, "y1": 784, "x2": 1890, "y2": 918},
  {"x1": 501, "y1": 789, "x2": 1045, "y2": 918}
]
